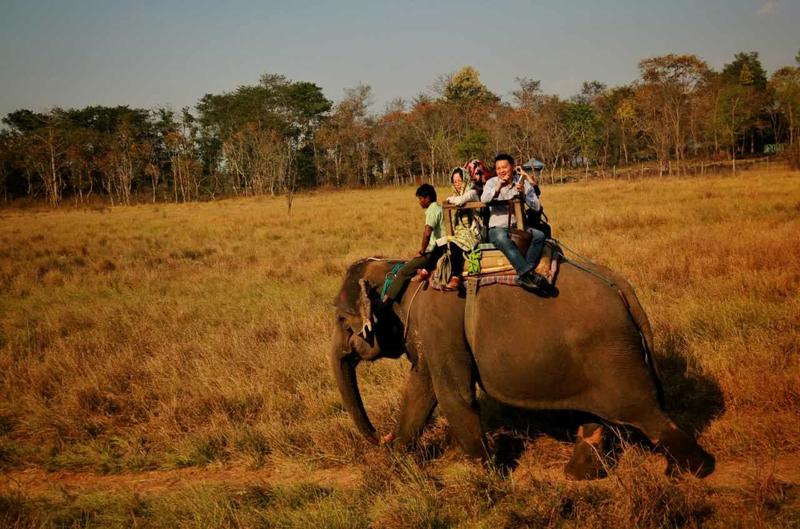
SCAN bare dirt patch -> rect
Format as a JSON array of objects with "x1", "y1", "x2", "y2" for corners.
[
  {"x1": 2, "y1": 455, "x2": 797, "y2": 499},
  {"x1": 1, "y1": 460, "x2": 362, "y2": 497}
]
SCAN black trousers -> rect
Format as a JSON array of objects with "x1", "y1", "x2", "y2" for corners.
[{"x1": 385, "y1": 243, "x2": 465, "y2": 301}]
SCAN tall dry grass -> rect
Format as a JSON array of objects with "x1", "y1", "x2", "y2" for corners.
[{"x1": 1, "y1": 167, "x2": 799, "y2": 527}]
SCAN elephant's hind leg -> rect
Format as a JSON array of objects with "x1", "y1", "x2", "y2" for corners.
[
  {"x1": 565, "y1": 423, "x2": 609, "y2": 480},
  {"x1": 635, "y1": 411, "x2": 715, "y2": 477},
  {"x1": 392, "y1": 361, "x2": 438, "y2": 449}
]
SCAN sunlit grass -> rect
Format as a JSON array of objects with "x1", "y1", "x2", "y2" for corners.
[{"x1": 1, "y1": 167, "x2": 799, "y2": 527}]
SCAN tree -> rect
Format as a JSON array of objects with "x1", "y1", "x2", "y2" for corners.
[
  {"x1": 443, "y1": 66, "x2": 499, "y2": 104},
  {"x1": 3, "y1": 110, "x2": 70, "y2": 206},
  {"x1": 614, "y1": 94, "x2": 636, "y2": 164},
  {"x1": 316, "y1": 84, "x2": 374, "y2": 187},
  {"x1": 635, "y1": 54, "x2": 710, "y2": 173},
  {"x1": 770, "y1": 67, "x2": 800, "y2": 148},
  {"x1": 573, "y1": 81, "x2": 607, "y2": 105},
  {"x1": 506, "y1": 78, "x2": 543, "y2": 163},
  {"x1": 440, "y1": 66, "x2": 500, "y2": 152},
  {"x1": 721, "y1": 52, "x2": 770, "y2": 155},
  {"x1": 196, "y1": 74, "x2": 331, "y2": 199},
  {"x1": 0, "y1": 132, "x2": 12, "y2": 201},
  {"x1": 563, "y1": 102, "x2": 601, "y2": 177},
  {"x1": 533, "y1": 96, "x2": 570, "y2": 180},
  {"x1": 715, "y1": 80, "x2": 749, "y2": 171},
  {"x1": 579, "y1": 82, "x2": 625, "y2": 169},
  {"x1": 407, "y1": 99, "x2": 460, "y2": 183},
  {"x1": 723, "y1": 52, "x2": 767, "y2": 90},
  {"x1": 63, "y1": 126, "x2": 100, "y2": 204},
  {"x1": 770, "y1": 66, "x2": 800, "y2": 168},
  {"x1": 373, "y1": 106, "x2": 423, "y2": 185},
  {"x1": 512, "y1": 78, "x2": 543, "y2": 110},
  {"x1": 456, "y1": 130, "x2": 489, "y2": 161},
  {"x1": 163, "y1": 128, "x2": 199, "y2": 202},
  {"x1": 98, "y1": 118, "x2": 153, "y2": 205},
  {"x1": 278, "y1": 78, "x2": 332, "y2": 198}
]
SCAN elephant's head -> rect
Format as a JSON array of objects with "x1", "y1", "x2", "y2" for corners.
[{"x1": 330, "y1": 259, "x2": 404, "y2": 443}]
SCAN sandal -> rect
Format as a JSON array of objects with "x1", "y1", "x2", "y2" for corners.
[
  {"x1": 410, "y1": 269, "x2": 430, "y2": 283},
  {"x1": 444, "y1": 276, "x2": 461, "y2": 291}
]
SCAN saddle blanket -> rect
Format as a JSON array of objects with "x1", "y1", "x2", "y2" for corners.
[{"x1": 473, "y1": 270, "x2": 519, "y2": 287}]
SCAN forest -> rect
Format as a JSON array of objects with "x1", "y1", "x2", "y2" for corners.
[{"x1": 1, "y1": 51, "x2": 799, "y2": 206}]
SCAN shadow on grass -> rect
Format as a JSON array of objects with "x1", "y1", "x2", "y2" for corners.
[
  {"x1": 656, "y1": 330, "x2": 726, "y2": 436},
  {"x1": 479, "y1": 405, "x2": 603, "y2": 472}
]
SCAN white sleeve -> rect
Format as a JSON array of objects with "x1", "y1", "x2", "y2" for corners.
[
  {"x1": 480, "y1": 180, "x2": 496, "y2": 203},
  {"x1": 447, "y1": 191, "x2": 476, "y2": 206},
  {"x1": 462, "y1": 189, "x2": 479, "y2": 203},
  {"x1": 524, "y1": 181, "x2": 541, "y2": 211}
]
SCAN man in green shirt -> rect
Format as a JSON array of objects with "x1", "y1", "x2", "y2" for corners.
[{"x1": 382, "y1": 183, "x2": 446, "y2": 305}]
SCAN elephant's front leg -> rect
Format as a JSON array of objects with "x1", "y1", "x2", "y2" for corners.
[
  {"x1": 428, "y1": 351, "x2": 488, "y2": 460},
  {"x1": 390, "y1": 360, "x2": 438, "y2": 449}
]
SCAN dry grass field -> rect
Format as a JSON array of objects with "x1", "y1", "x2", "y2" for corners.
[{"x1": 1, "y1": 167, "x2": 799, "y2": 528}]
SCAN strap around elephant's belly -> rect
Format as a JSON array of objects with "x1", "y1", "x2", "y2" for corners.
[{"x1": 464, "y1": 278, "x2": 479, "y2": 349}]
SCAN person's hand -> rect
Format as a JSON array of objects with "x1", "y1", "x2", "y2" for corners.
[
  {"x1": 517, "y1": 166, "x2": 538, "y2": 186},
  {"x1": 515, "y1": 180, "x2": 525, "y2": 193}
]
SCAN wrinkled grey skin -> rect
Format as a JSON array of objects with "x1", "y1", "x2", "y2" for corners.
[{"x1": 331, "y1": 258, "x2": 714, "y2": 478}]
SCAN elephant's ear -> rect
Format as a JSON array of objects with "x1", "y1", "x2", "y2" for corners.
[{"x1": 333, "y1": 260, "x2": 371, "y2": 316}]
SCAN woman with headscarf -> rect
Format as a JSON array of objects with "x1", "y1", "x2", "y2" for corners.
[
  {"x1": 465, "y1": 159, "x2": 491, "y2": 196},
  {"x1": 440, "y1": 167, "x2": 482, "y2": 290}
]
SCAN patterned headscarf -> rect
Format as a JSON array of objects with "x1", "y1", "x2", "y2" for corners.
[
  {"x1": 450, "y1": 167, "x2": 472, "y2": 196},
  {"x1": 465, "y1": 159, "x2": 491, "y2": 183}
]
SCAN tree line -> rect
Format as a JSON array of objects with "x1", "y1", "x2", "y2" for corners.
[{"x1": 1, "y1": 51, "x2": 799, "y2": 207}]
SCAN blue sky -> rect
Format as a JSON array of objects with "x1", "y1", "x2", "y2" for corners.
[{"x1": 1, "y1": 0, "x2": 798, "y2": 118}]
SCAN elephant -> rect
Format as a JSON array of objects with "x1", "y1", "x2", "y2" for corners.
[{"x1": 331, "y1": 257, "x2": 715, "y2": 479}]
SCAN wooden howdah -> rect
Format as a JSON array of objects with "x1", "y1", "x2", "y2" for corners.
[
  {"x1": 442, "y1": 200, "x2": 523, "y2": 237},
  {"x1": 442, "y1": 199, "x2": 524, "y2": 275}
]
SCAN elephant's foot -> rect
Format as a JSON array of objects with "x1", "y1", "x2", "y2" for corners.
[
  {"x1": 384, "y1": 431, "x2": 422, "y2": 453},
  {"x1": 658, "y1": 424, "x2": 715, "y2": 478},
  {"x1": 565, "y1": 424, "x2": 608, "y2": 480}
]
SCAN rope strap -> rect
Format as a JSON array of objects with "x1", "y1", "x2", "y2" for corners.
[
  {"x1": 403, "y1": 281, "x2": 425, "y2": 340},
  {"x1": 550, "y1": 238, "x2": 617, "y2": 288},
  {"x1": 464, "y1": 278, "x2": 479, "y2": 348},
  {"x1": 380, "y1": 262, "x2": 405, "y2": 299}
]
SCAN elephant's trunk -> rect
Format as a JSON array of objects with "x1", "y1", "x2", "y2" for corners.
[{"x1": 331, "y1": 349, "x2": 379, "y2": 444}]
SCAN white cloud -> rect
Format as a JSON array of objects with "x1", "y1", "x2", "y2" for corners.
[{"x1": 757, "y1": 0, "x2": 779, "y2": 16}]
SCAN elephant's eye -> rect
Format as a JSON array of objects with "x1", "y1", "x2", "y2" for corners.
[{"x1": 338, "y1": 314, "x2": 361, "y2": 334}]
